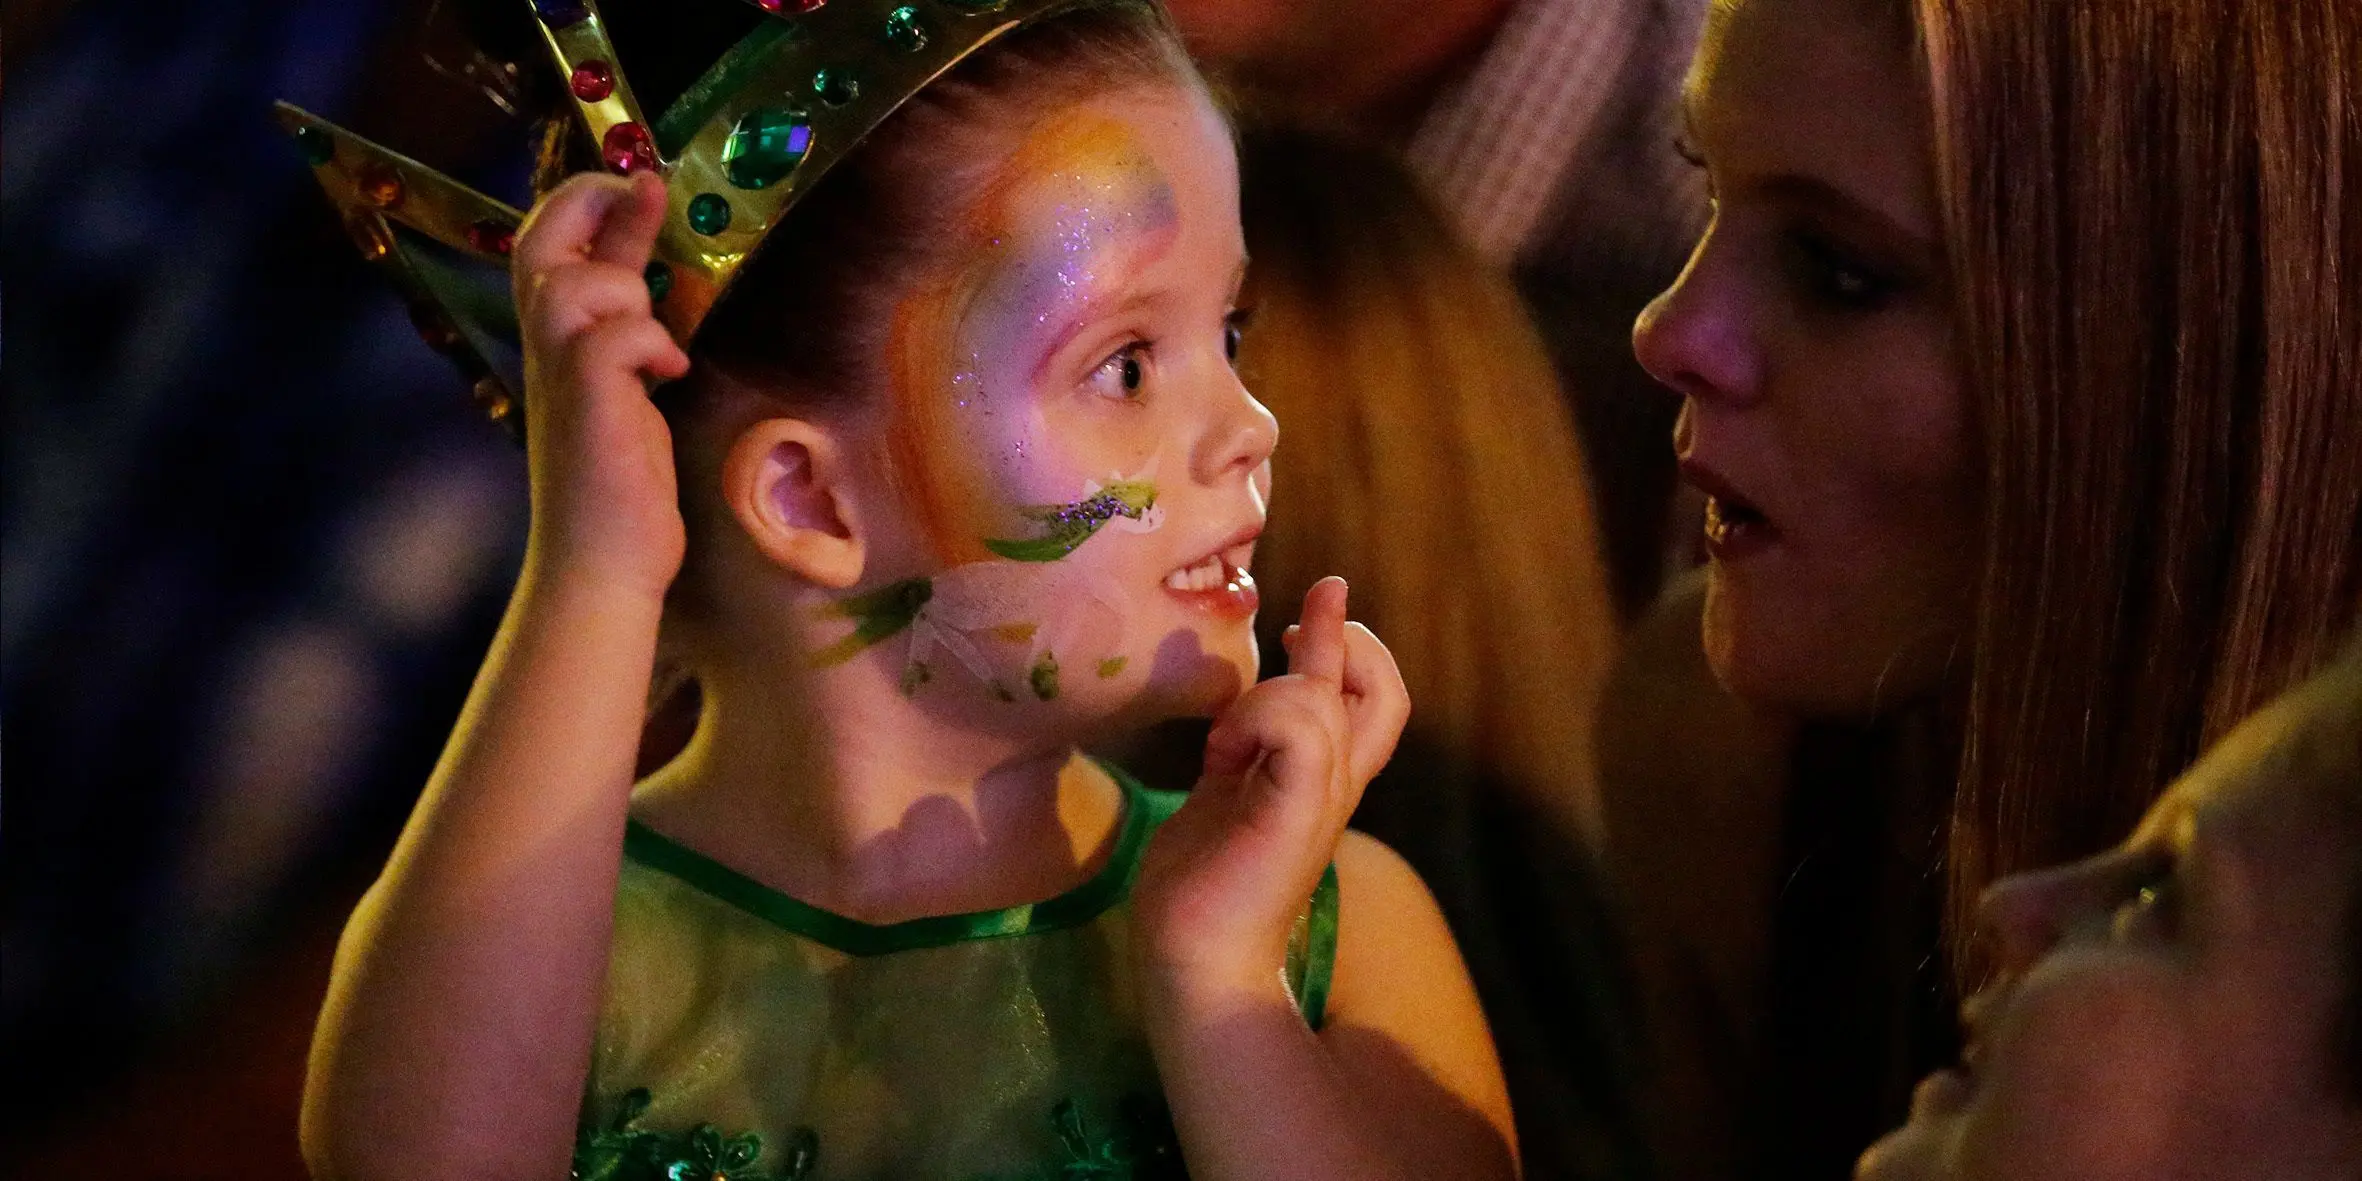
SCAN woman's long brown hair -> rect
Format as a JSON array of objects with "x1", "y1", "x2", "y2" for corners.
[{"x1": 1919, "y1": 0, "x2": 2362, "y2": 976}]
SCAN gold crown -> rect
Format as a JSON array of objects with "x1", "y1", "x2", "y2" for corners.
[{"x1": 279, "y1": 0, "x2": 1080, "y2": 423}]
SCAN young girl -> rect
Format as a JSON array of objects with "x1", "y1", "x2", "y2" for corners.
[{"x1": 293, "y1": 3, "x2": 1514, "y2": 1179}]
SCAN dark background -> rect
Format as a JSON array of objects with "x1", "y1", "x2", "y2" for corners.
[{"x1": 3, "y1": 1, "x2": 552, "y2": 1170}]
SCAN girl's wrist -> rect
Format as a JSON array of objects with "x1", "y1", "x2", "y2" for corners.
[
  {"x1": 517, "y1": 540, "x2": 678, "y2": 617},
  {"x1": 1135, "y1": 942, "x2": 1296, "y2": 1027},
  {"x1": 522, "y1": 525, "x2": 681, "y2": 606}
]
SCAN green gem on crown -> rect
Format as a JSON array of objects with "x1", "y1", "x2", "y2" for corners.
[
  {"x1": 813, "y1": 68, "x2": 859, "y2": 107},
  {"x1": 884, "y1": 6, "x2": 928, "y2": 51},
  {"x1": 687, "y1": 192, "x2": 733, "y2": 236},
  {"x1": 294, "y1": 125, "x2": 336, "y2": 167},
  {"x1": 722, "y1": 107, "x2": 815, "y2": 191}
]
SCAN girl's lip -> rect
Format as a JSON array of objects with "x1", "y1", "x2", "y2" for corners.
[{"x1": 1165, "y1": 563, "x2": 1259, "y2": 619}]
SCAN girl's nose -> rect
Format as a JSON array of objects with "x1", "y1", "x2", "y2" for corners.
[{"x1": 1197, "y1": 371, "x2": 1279, "y2": 483}]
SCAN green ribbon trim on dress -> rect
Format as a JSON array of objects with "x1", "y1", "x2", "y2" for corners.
[
  {"x1": 623, "y1": 762, "x2": 1181, "y2": 957},
  {"x1": 1293, "y1": 864, "x2": 1341, "y2": 1032}
]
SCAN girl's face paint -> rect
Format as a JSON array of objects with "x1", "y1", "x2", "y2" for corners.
[{"x1": 855, "y1": 85, "x2": 1276, "y2": 724}]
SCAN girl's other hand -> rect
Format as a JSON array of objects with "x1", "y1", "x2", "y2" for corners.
[
  {"x1": 1133, "y1": 577, "x2": 1409, "y2": 1010},
  {"x1": 513, "y1": 170, "x2": 693, "y2": 599}
]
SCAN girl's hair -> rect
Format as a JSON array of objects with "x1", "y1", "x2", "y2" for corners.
[
  {"x1": 1234, "y1": 124, "x2": 1619, "y2": 842},
  {"x1": 1916, "y1": 0, "x2": 2362, "y2": 978},
  {"x1": 519, "y1": 0, "x2": 1196, "y2": 416}
]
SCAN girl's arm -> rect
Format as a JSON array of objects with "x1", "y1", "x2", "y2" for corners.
[
  {"x1": 1134, "y1": 579, "x2": 1518, "y2": 1181},
  {"x1": 300, "y1": 172, "x2": 691, "y2": 1181}
]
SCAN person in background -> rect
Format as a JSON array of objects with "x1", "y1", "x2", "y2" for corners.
[
  {"x1": 1612, "y1": 0, "x2": 2362, "y2": 1174},
  {"x1": 1234, "y1": 123, "x2": 1639, "y2": 1181},
  {"x1": 1860, "y1": 633, "x2": 2362, "y2": 1181},
  {"x1": 1166, "y1": 0, "x2": 1708, "y2": 619}
]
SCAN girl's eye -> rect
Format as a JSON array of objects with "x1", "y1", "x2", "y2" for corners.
[
  {"x1": 1087, "y1": 343, "x2": 1148, "y2": 401},
  {"x1": 1223, "y1": 307, "x2": 1256, "y2": 364},
  {"x1": 1790, "y1": 231, "x2": 1897, "y2": 311}
]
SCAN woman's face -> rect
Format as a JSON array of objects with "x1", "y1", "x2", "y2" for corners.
[
  {"x1": 1632, "y1": 0, "x2": 1978, "y2": 716},
  {"x1": 1860, "y1": 659, "x2": 2362, "y2": 1180},
  {"x1": 841, "y1": 83, "x2": 1274, "y2": 729}
]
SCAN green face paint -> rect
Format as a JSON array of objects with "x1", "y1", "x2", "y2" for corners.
[
  {"x1": 1029, "y1": 651, "x2": 1062, "y2": 701},
  {"x1": 1096, "y1": 656, "x2": 1127, "y2": 680},
  {"x1": 810, "y1": 578, "x2": 934, "y2": 667},
  {"x1": 982, "y1": 479, "x2": 1157, "y2": 562}
]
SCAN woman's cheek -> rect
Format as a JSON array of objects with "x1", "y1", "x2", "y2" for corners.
[{"x1": 1962, "y1": 961, "x2": 2196, "y2": 1179}]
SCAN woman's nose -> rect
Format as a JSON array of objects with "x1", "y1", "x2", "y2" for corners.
[
  {"x1": 1975, "y1": 865, "x2": 2086, "y2": 979},
  {"x1": 1631, "y1": 237, "x2": 1764, "y2": 407}
]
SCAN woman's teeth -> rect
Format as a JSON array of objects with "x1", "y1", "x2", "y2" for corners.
[{"x1": 1164, "y1": 553, "x2": 1230, "y2": 592}]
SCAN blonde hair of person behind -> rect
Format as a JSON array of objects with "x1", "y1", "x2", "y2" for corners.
[
  {"x1": 1234, "y1": 124, "x2": 1619, "y2": 843},
  {"x1": 1918, "y1": 0, "x2": 2362, "y2": 976}
]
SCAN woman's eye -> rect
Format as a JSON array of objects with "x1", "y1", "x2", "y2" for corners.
[
  {"x1": 1087, "y1": 343, "x2": 1148, "y2": 400},
  {"x1": 2109, "y1": 867, "x2": 2181, "y2": 943},
  {"x1": 1790, "y1": 231, "x2": 1896, "y2": 311}
]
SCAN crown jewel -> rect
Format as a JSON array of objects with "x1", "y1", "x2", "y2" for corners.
[{"x1": 280, "y1": 0, "x2": 1082, "y2": 424}]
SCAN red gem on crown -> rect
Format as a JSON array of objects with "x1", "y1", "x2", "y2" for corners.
[
  {"x1": 601, "y1": 122, "x2": 659, "y2": 174},
  {"x1": 467, "y1": 220, "x2": 518, "y2": 256},
  {"x1": 570, "y1": 61, "x2": 616, "y2": 103}
]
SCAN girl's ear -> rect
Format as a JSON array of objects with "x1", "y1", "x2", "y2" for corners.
[{"x1": 721, "y1": 418, "x2": 868, "y2": 590}]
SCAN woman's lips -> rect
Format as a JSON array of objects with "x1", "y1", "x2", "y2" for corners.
[
  {"x1": 1909, "y1": 1067, "x2": 1975, "y2": 1118},
  {"x1": 1681, "y1": 460, "x2": 1782, "y2": 561}
]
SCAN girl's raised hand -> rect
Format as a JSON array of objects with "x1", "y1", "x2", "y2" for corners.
[
  {"x1": 1133, "y1": 577, "x2": 1409, "y2": 1009},
  {"x1": 512, "y1": 170, "x2": 693, "y2": 599}
]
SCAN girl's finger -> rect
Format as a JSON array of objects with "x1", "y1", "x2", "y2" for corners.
[
  {"x1": 512, "y1": 173, "x2": 640, "y2": 286},
  {"x1": 1289, "y1": 576, "x2": 1350, "y2": 687},
  {"x1": 1204, "y1": 689, "x2": 1339, "y2": 799},
  {"x1": 572, "y1": 315, "x2": 692, "y2": 388},
  {"x1": 587, "y1": 170, "x2": 670, "y2": 269},
  {"x1": 1338, "y1": 621, "x2": 1408, "y2": 784},
  {"x1": 521, "y1": 262, "x2": 653, "y2": 342}
]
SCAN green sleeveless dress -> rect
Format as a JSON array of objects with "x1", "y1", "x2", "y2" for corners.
[{"x1": 573, "y1": 766, "x2": 1340, "y2": 1181}]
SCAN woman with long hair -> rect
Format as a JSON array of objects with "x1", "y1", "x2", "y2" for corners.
[{"x1": 1618, "y1": 0, "x2": 2362, "y2": 1172}]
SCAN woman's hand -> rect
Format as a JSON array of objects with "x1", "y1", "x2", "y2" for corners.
[
  {"x1": 1133, "y1": 576, "x2": 1410, "y2": 1008},
  {"x1": 512, "y1": 170, "x2": 692, "y2": 600}
]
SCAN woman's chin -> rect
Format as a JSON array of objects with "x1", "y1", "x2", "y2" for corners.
[{"x1": 1703, "y1": 579, "x2": 1948, "y2": 719}]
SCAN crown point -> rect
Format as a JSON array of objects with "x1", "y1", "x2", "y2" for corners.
[
  {"x1": 533, "y1": 0, "x2": 590, "y2": 29},
  {"x1": 813, "y1": 68, "x2": 859, "y2": 107},
  {"x1": 759, "y1": 0, "x2": 828, "y2": 11},
  {"x1": 472, "y1": 376, "x2": 516, "y2": 421},
  {"x1": 884, "y1": 6, "x2": 929, "y2": 51},
  {"x1": 344, "y1": 211, "x2": 396, "y2": 262},
  {"x1": 688, "y1": 193, "x2": 734, "y2": 236},
  {"x1": 410, "y1": 304, "x2": 464, "y2": 354},
  {"x1": 468, "y1": 219, "x2": 519, "y2": 256},
  {"x1": 357, "y1": 162, "x2": 406, "y2": 210},
  {"x1": 602, "y1": 122, "x2": 660, "y2": 174},
  {"x1": 570, "y1": 60, "x2": 617, "y2": 102},
  {"x1": 645, "y1": 260, "x2": 675, "y2": 303},
  {"x1": 722, "y1": 108, "x2": 814, "y2": 190},
  {"x1": 294, "y1": 126, "x2": 336, "y2": 167}
]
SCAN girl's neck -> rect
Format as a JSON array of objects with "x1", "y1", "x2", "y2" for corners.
[{"x1": 631, "y1": 662, "x2": 1130, "y2": 926}]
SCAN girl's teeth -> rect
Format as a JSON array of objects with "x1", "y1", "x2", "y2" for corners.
[{"x1": 1166, "y1": 555, "x2": 1229, "y2": 592}]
